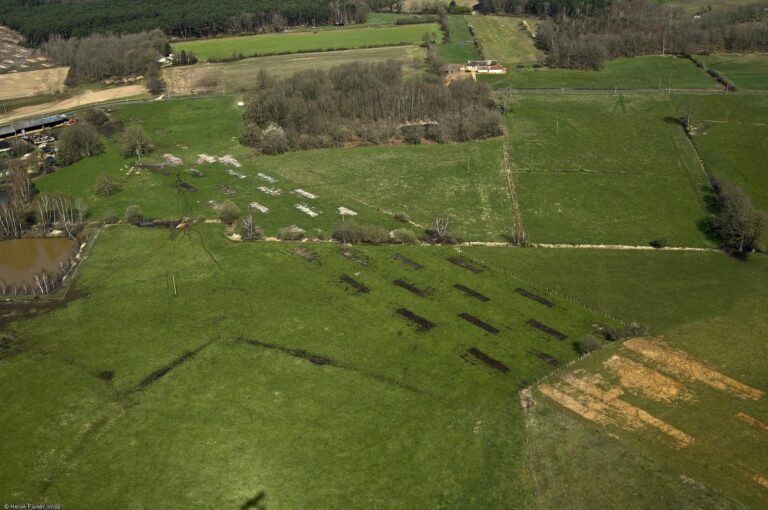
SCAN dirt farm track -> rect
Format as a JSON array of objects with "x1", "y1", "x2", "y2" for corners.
[{"x1": 0, "y1": 85, "x2": 147, "y2": 125}]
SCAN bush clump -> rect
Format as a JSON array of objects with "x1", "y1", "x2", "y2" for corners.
[
  {"x1": 125, "y1": 204, "x2": 143, "y2": 225},
  {"x1": 393, "y1": 211, "x2": 410, "y2": 223},
  {"x1": 218, "y1": 200, "x2": 240, "y2": 225},
  {"x1": 333, "y1": 220, "x2": 365, "y2": 243},
  {"x1": 601, "y1": 322, "x2": 649, "y2": 342},
  {"x1": 577, "y1": 335, "x2": 603, "y2": 355},
  {"x1": 391, "y1": 228, "x2": 418, "y2": 244},
  {"x1": 363, "y1": 225, "x2": 390, "y2": 244},
  {"x1": 94, "y1": 173, "x2": 120, "y2": 197},
  {"x1": 102, "y1": 209, "x2": 118, "y2": 224},
  {"x1": 278, "y1": 225, "x2": 305, "y2": 241}
]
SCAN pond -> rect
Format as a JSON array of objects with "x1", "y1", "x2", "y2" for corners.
[{"x1": 0, "y1": 238, "x2": 78, "y2": 288}]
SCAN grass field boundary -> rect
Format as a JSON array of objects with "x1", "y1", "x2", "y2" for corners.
[{"x1": 502, "y1": 127, "x2": 526, "y2": 242}]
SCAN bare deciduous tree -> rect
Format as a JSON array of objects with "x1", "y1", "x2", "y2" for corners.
[
  {"x1": 0, "y1": 203, "x2": 24, "y2": 240},
  {"x1": 240, "y1": 215, "x2": 263, "y2": 241},
  {"x1": 9, "y1": 168, "x2": 32, "y2": 205},
  {"x1": 120, "y1": 126, "x2": 154, "y2": 160}
]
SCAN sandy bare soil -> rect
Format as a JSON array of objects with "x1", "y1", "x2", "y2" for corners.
[
  {"x1": 0, "y1": 85, "x2": 147, "y2": 124},
  {"x1": 0, "y1": 67, "x2": 69, "y2": 100}
]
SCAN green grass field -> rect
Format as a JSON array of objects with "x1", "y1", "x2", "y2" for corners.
[
  {"x1": 437, "y1": 15, "x2": 481, "y2": 63},
  {"x1": 1, "y1": 225, "x2": 613, "y2": 508},
  {"x1": 34, "y1": 98, "x2": 404, "y2": 234},
  {"x1": 174, "y1": 23, "x2": 439, "y2": 61},
  {"x1": 482, "y1": 56, "x2": 719, "y2": 89},
  {"x1": 506, "y1": 95, "x2": 711, "y2": 246},
  {"x1": 468, "y1": 15, "x2": 543, "y2": 65},
  {"x1": 673, "y1": 95, "x2": 768, "y2": 211},
  {"x1": 699, "y1": 53, "x2": 768, "y2": 90},
  {"x1": 462, "y1": 245, "x2": 768, "y2": 507},
  {"x1": 531, "y1": 294, "x2": 768, "y2": 509},
  {"x1": 463, "y1": 247, "x2": 768, "y2": 331},
  {"x1": 34, "y1": 98, "x2": 513, "y2": 240},
  {"x1": 266, "y1": 140, "x2": 515, "y2": 241}
]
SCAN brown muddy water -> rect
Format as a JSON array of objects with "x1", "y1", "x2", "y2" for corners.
[{"x1": 0, "y1": 238, "x2": 77, "y2": 287}]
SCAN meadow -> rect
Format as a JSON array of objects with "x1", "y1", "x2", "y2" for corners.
[
  {"x1": 464, "y1": 245, "x2": 768, "y2": 507},
  {"x1": 699, "y1": 53, "x2": 768, "y2": 91},
  {"x1": 674, "y1": 95, "x2": 768, "y2": 210},
  {"x1": 505, "y1": 94, "x2": 711, "y2": 246},
  {"x1": 463, "y1": 247, "x2": 768, "y2": 332},
  {"x1": 531, "y1": 292, "x2": 768, "y2": 509},
  {"x1": 481, "y1": 55, "x2": 719, "y2": 90},
  {"x1": 34, "y1": 97, "x2": 516, "y2": 240},
  {"x1": 164, "y1": 46, "x2": 423, "y2": 96},
  {"x1": 266, "y1": 140, "x2": 515, "y2": 241},
  {"x1": 174, "y1": 23, "x2": 439, "y2": 61},
  {"x1": 468, "y1": 15, "x2": 543, "y2": 65},
  {"x1": 0, "y1": 225, "x2": 611, "y2": 508},
  {"x1": 437, "y1": 15, "x2": 480, "y2": 63}
]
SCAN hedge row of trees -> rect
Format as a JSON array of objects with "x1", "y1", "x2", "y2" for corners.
[
  {"x1": 44, "y1": 30, "x2": 170, "y2": 84},
  {"x1": 241, "y1": 61, "x2": 502, "y2": 153},
  {"x1": 0, "y1": 0, "x2": 374, "y2": 45},
  {"x1": 534, "y1": 0, "x2": 768, "y2": 69},
  {"x1": 475, "y1": 0, "x2": 610, "y2": 17}
]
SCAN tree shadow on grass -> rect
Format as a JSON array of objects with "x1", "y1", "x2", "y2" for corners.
[{"x1": 241, "y1": 491, "x2": 266, "y2": 510}]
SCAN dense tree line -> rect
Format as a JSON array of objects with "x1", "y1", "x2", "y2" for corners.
[
  {"x1": 534, "y1": 0, "x2": 768, "y2": 69},
  {"x1": 475, "y1": 0, "x2": 610, "y2": 17},
  {"x1": 44, "y1": 30, "x2": 170, "y2": 84},
  {"x1": 0, "y1": 0, "x2": 373, "y2": 45},
  {"x1": 240, "y1": 61, "x2": 502, "y2": 153}
]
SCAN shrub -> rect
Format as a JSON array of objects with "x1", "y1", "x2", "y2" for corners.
[
  {"x1": 218, "y1": 200, "x2": 240, "y2": 225},
  {"x1": 713, "y1": 180, "x2": 767, "y2": 258},
  {"x1": 393, "y1": 212, "x2": 410, "y2": 223},
  {"x1": 239, "y1": 123, "x2": 262, "y2": 148},
  {"x1": 125, "y1": 205, "x2": 142, "y2": 225},
  {"x1": 577, "y1": 335, "x2": 603, "y2": 354},
  {"x1": 261, "y1": 123, "x2": 288, "y2": 155},
  {"x1": 195, "y1": 215, "x2": 207, "y2": 224},
  {"x1": 392, "y1": 228, "x2": 418, "y2": 244},
  {"x1": 240, "y1": 214, "x2": 263, "y2": 241},
  {"x1": 333, "y1": 220, "x2": 365, "y2": 243},
  {"x1": 363, "y1": 225, "x2": 390, "y2": 244},
  {"x1": 650, "y1": 238, "x2": 668, "y2": 249},
  {"x1": 119, "y1": 126, "x2": 153, "y2": 159},
  {"x1": 58, "y1": 122, "x2": 103, "y2": 165},
  {"x1": 94, "y1": 173, "x2": 120, "y2": 197},
  {"x1": 278, "y1": 225, "x2": 305, "y2": 241},
  {"x1": 602, "y1": 322, "x2": 650, "y2": 341},
  {"x1": 82, "y1": 108, "x2": 109, "y2": 127},
  {"x1": 425, "y1": 215, "x2": 457, "y2": 244},
  {"x1": 102, "y1": 209, "x2": 118, "y2": 224}
]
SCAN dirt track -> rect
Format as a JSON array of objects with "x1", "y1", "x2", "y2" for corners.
[
  {"x1": 0, "y1": 85, "x2": 147, "y2": 124},
  {"x1": 0, "y1": 67, "x2": 69, "y2": 100}
]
